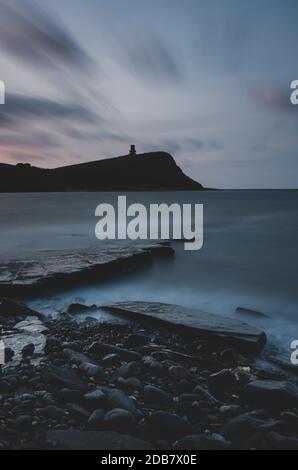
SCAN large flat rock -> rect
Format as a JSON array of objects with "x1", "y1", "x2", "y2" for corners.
[
  {"x1": 0, "y1": 243, "x2": 173, "y2": 296},
  {"x1": 103, "y1": 301, "x2": 266, "y2": 353},
  {"x1": 46, "y1": 430, "x2": 153, "y2": 450}
]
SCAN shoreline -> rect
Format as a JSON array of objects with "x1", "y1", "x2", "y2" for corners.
[
  {"x1": 0, "y1": 245, "x2": 298, "y2": 450},
  {"x1": 1, "y1": 299, "x2": 298, "y2": 450}
]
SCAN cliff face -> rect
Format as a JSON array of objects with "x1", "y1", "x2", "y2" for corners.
[{"x1": 0, "y1": 152, "x2": 204, "y2": 192}]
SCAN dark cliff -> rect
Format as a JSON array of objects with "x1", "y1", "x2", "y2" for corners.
[{"x1": 0, "y1": 151, "x2": 204, "y2": 192}]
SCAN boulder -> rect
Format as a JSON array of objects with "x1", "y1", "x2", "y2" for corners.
[
  {"x1": 67, "y1": 303, "x2": 97, "y2": 315},
  {"x1": 83, "y1": 389, "x2": 106, "y2": 408},
  {"x1": 174, "y1": 433, "x2": 230, "y2": 450},
  {"x1": 22, "y1": 343, "x2": 35, "y2": 358},
  {"x1": 88, "y1": 341, "x2": 141, "y2": 362},
  {"x1": 102, "y1": 353, "x2": 121, "y2": 367},
  {"x1": 242, "y1": 380, "x2": 298, "y2": 410},
  {"x1": 41, "y1": 364, "x2": 87, "y2": 391},
  {"x1": 103, "y1": 301, "x2": 267, "y2": 353},
  {"x1": 87, "y1": 409, "x2": 105, "y2": 428},
  {"x1": 108, "y1": 389, "x2": 138, "y2": 416},
  {"x1": 222, "y1": 410, "x2": 278, "y2": 444},
  {"x1": 79, "y1": 362, "x2": 104, "y2": 379},
  {"x1": 168, "y1": 366, "x2": 190, "y2": 381},
  {"x1": 46, "y1": 430, "x2": 152, "y2": 450},
  {"x1": 144, "y1": 411, "x2": 193, "y2": 441},
  {"x1": 0, "y1": 298, "x2": 44, "y2": 319},
  {"x1": 104, "y1": 408, "x2": 136, "y2": 432},
  {"x1": 143, "y1": 385, "x2": 170, "y2": 406}
]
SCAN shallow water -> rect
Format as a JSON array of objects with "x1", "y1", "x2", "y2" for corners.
[{"x1": 1, "y1": 190, "x2": 298, "y2": 356}]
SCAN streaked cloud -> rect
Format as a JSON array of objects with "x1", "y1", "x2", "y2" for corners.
[
  {"x1": 0, "y1": 93, "x2": 99, "y2": 127},
  {"x1": 121, "y1": 33, "x2": 183, "y2": 84},
  {"x1": 0, "y1": 0, "x2": 94, "y2": 71}
]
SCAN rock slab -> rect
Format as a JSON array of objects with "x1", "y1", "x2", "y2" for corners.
[{"x1": 104, "y1": 301, "x2": 266, "y2": 353}]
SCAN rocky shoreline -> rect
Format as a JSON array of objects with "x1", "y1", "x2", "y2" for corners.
[{"x1": 1, "y1": 300, "x2": 298, "y2": 450}]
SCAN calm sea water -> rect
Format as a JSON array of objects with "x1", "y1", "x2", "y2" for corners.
[{"x1": 0, "y1": 191, "x2": 297, "y2": 354}]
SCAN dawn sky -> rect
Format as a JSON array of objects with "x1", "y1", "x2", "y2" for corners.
[{"x1": 0, "y1": 0, "x2": 298, "y2": 188}]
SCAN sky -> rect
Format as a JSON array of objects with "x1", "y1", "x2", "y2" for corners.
[{"x1": 0, "y1": 0, "x2": 298, "y2": 188}]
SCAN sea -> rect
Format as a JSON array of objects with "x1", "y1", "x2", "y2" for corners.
[{"x1": 0, "y1": 190, "x2": 297, "y2": 358}]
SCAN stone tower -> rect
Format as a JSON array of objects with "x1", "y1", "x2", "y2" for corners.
[{"x1": 129, "y1": 145, "x2": 136, "y2": 156}]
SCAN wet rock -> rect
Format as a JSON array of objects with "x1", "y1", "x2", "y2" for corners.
[
  {"x1": 45, "y1": 336, "x2": 63, "y2": 350},
  {"x1": 104, "y1": 408, "x2": 136, "y2": 432},
  {"x1": 209, "y1": 369, "x2": 237, "y2": 389},
  {"x1": 235, "y1": 307, "x2": 269, "y2": 318},
  {"x1": 62, "y1": 341, "x2": 81, "y2": 351},
  {"x1": 219, "y1": 405, "x2": 243, "y2": 418},
  {"x1": 4, "y1": 347, "x2": 15, "y2": 363},
  {"x1": 218, "y1": 348, "x2": 237, "y2": 366},
  {"x1": 46, "y1": 430, "x2": 152, "y2": 450},
  {"x1": 242, "y1": 380, "x2": 298, "y2": 410},
  {"x1": 62, "y1": 348, "x2": 91, "y2": 365},
  {"x1": 236, "y1": 370, "x2": 251, "y2": 386},
  {"x1": 143, "y1": 356, "x2": 164, "y2": 375},
  {"x1": 280, "y1": 411, "x2": 298, "y2": 430},
  {"x1": 174, "y1": 433, "x2": 230, "y2": 450},
  {"x1": 67, "y1": 403, "x2": 90, "y2": 419},
  {"x1": 150, "y1": 351, "x2": 173, "y2": 362},
  {"x1": 117, "y1": 377, "x2": 143, "y2": 392},
  {"x1": 144, "y1": 385, "x2": 170, "y2": 406},
  {"x1": 89, "y1": 341, "x2": 141, "y2": 362},
  {"x1": 108, "y1": 389, "x2": 138, "y2": 416},
  {"x1": 44, "y1": 405, "x2": 66, "y2": 419},
  {"x1": 79, "y1": 362, "x2": 104, "y2": 379},
  {"x1": 144, "y1": 411, "x2": 193, "y2": 441},
  {"x1": 168, "y1": 365, "x2": 190, "y2": 381},
  {"x1": 87, "y1": 409, "x2": 105, "y2": 428},
  {"x1": 14, "y1": 415, "x2": 32, "y2": 431},
  {"x1": 57, "y1": 388, "x2": 83, "y2": 402},
  {"x1": 192, "y1": 384, "x2": 222, "y2": 406},
  {"x1": 104, "y1": 301, "x2": 267, "y2": 354},
  {"x1": 177, "y1": 378, "x2": 192, "y2": 393},
  {"x1": 83, "y1": 389, "x2": 106, "y2": 408},
  {"x1": 222, "y1": 410, "x2": 278, "y2": 444},
  {"x1": 41, "y1": 364, "x2": 87, "y2": 391},
  {"x1": 113, "y1": 361, "x2": 142, "y2": 379},
  {"x1": 0, "y1": 298, "x2": 44, "y2": 319},
  {"x1": 67, "y1": 303, "x2": 97, "y2": 315},
  {"x1": 22, "y1": 343, "x2": 35, "y2": 358},
  {"x1": 265, "y1": 431, "x2": 298, "y2": 450},
  {"x1": 125, "y1": 334, "x2": 148, "y2": 347},
  {"x1": 102, "y1": 353, "x2": 121, "y2": 367},
  {"x1": 179, "y1": 393, "x2": 202, "y2": 403}
]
